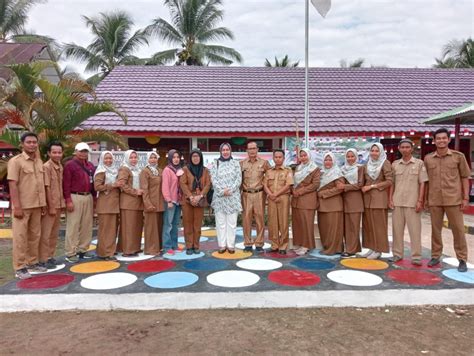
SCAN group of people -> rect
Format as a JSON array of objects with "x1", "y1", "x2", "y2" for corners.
[{"x1": 7, "y1": 128, "x2": 470, "y2": 280}]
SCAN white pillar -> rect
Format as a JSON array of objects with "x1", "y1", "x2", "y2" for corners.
[{"x1": 191, "y1": 137, "x2": 198, "y2": 149}]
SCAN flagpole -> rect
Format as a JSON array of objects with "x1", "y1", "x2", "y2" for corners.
[{"x1": 304, "y1": 0, "x2": 310, "y2": 148}]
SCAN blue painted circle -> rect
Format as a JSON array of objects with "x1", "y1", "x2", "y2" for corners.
[
  {"x1": 309, "y1": 249, "x2": 341, "y2": 260},
  {"x1": 183, "y1": 259, "x2": 230, "y2": 271},
  {"x1": 290, "y1": 258, "x2": 335, "y2": 270},
  {"x1": 144, "y1": 272, "x2": 199, "y2": 289},
  {"x1": 442, "y1": 269, "x2": 474, "y2": 284},
  {"x1": 163, "y1": 251, "x2": 205, "y2": 261},
  {"x1": 177, "y1": 236, "x2": 209, "y2": 243}
]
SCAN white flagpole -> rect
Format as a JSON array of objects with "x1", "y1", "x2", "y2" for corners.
[{"x1": 304, "y1": 0, "x2": 310, "y2": 148}]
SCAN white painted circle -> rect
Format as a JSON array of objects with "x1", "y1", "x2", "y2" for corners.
[
  {"x1": 442, "y1": 257, "x2": 474, "y2": 269},
  {"x1": 235, "y1": 242, "x2": 271, "y2": 250},
  {"x1": 80, "y1": 272, "x2": 137, "y2": 290},
  {"x1": 92, "y1": 237, "x2": 145, "y2": 245},
  {"x1": 207, "y1": 270, "x2": 260, "y2": 288},
  {"x1": 116, "y1": 252, "x2": 155, "y2": 262},
  {"x1": 381, "y1": 251, "x2": 393, "y2": 258},
  {"x1": 30, "y1": 264, "x2": 65, "y2": 275},
  {"x1": 177, "y1": 236, "x2": 209, "y2": 243},
  {"x1": 236, "y1": 258, "x2": 282, "y2": 271},
  {"x1": 91, "y1": 239, "x2": 98, "y2": 245},
  {"x1": 201, "y1": 227, "x2": 211, "y2": 231},
  {"x1": 327, "y1": 270, "x2": 383, "y2": 287}
]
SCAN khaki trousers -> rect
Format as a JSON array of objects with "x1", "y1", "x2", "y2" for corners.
[
  {"x1": 97, "y1": 213, "x2": 119, "y2": 258},
  {"x1": 120, "y1": 209, "x2": 143, "y2": 255},
  {"x1": 362, "y1": 208, "x2": 389, "y2": 253},
  {"x1": 182, "y1": 202, "x2": 204, "y2": 249},
  {"x1": 430, "y1": 205, "x2": 468, "y2": 261},
  {"x1": 39, "y1": 208, "x2": 61, "y2": 262},
  {"x1": 343, "y1": 212, "x2": 362, "y2": 254},
  {"x1": 268, "y1": 195, "x2": 290, "y2": 250},
  {"x1": 292, "y1": 207, "x2": 316, "y2": 250},
  {"x1": 65, "y1": 194, "x2": 93, "y2": 257},
  {"x1": 392, "y1": 206, "x2": 422, "y2": 260},
  {"x1": 12, "y1": 207, "x2": 42, "y2": 270},
  {"x1": 318, "y1": 211, "x2": 344, "y2": 255},
  {"x1": 242, "y1": 191, "x2": 265, "y2": 247},
  {"x1": 143, "y1": 211, "x2": 163, "y2": 255}
]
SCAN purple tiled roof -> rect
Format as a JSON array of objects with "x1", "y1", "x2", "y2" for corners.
[
  {"x1": 84, "y1": 66, "x2": 474, "y2": 134},
  {"x1": 0, "y1": 43, "x2": 48, "y2": 81}
]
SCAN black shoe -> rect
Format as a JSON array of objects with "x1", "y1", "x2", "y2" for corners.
[
  {"x1": 218, "y1": 249, "x2": 226, "y2": 254},
  {"x1": 193, "y1": 249, "x2": 200, "y2": 254},
  {"x1": 255, "y1": 246, "x2": 264, "y2": 252},
  {"x1": 244, "y1": 246, "x2": 253, "y2": 252},
  {"x1": 45, "y1": 260, "x2": 56, "y2": 269},
  {"x1": 78, "y1": 252, "x2": 94, "y2": 259},
  {"x1": 458, "y1": 260, "x2": 468, "y2": 272},
  {"x1": 427, "y1": 257, "x2": 441, "y2": 267},
  {"x1": 388, "y1": 255, "x2": 403, "y2": 263},
  {"x1": 48, "y1": 257, "x2": 60, "y2": 266},
  {"x1": 279, "y1": 250, "x2": 287, "y2": 255},
  {"x1": 186, "y1": 249, "x2": 193, "y2": 255},
  {"x1": 228, "y1": 249, "x2": 235, "y2": 254}
]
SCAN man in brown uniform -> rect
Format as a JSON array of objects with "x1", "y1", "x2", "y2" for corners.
[
  {"x1": 424, "y1": 128, "x2": 470, "y2": 272},
  {"x1": 240, "y1": 141, "x2": 271, "y2": 252},
  {"x1": 389, "y1": 139, "x2": 428, "y2": 265},
  {"x1": 7, "y1": 132, "x2": 47, "y2": 279},
  {"x1": 39, "y1": 141, "x2": 65, "y2": 269},
  {"x1": 263, "y1": 149, "x2": 293, "y2": 254}
]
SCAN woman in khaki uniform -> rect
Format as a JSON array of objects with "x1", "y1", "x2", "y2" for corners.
[
  {"x1": 361, "y1": 143, "x2": 393, "y2": 260},
  {"x1": 338, "y1": 148, "x2": 364, "y2": 258},
  {"x1": 317, "y1": 152, "x2": 345, "y2": 255},
  {"x1": 291, "y1": 148, "x2": 320, "y2": 256},
  {"x1": 117, "y1": 150, "x2": 144, "y2": 257},
  {"x1": 94, "y1": 151, "x2": 122, "y2": 260},
  {"x1": 180, "y1": 149, "x2": 211, "y2": 255},
  {"x1": 140, "y1": 151, "x2": 164, "y2": 256}
]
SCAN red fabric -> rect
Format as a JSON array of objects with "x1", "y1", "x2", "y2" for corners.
[{"x1": 63, "y1": 158, "x2": 96, "y2": 203}]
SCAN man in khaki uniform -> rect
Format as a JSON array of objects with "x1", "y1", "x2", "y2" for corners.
[
  {"x1": 424, "y1": 128, "x2": 470, "y2": 272},
  {"x1": 7, "y1": 132, "x2": 47, "y2": 279},
  {"x1": 263, "y1": 149, "x2": 293, "y2": 254},
  {"x1": 39, "y1": 141, "x2": 65, "y2": 269},
  {"x1": 240, "y1": 141, "x2": 271, "y2": 252},
  {"x1": 389, "y1": 139, "x2": 428, "y2": 265}
]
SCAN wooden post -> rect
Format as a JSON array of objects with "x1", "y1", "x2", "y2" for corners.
[{"x1": 455, "y1": 117, "x2": 461, "y2": 151}]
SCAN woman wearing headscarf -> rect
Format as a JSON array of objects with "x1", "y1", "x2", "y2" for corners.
[
  {"x1": 210, "y1": 143, "x2": 242, "y2": 254},
  {"x1": 139, "y1": 151, "x2": 164, "y2": 256},
  {"x1": 94, "y1": 151, "x2": 122, "y2": 260},
  {"x1": 361, "y1": 143, "x2": 393, "y2": 260},
  {"x1": 337, "y1": 148, "x2": 364, "y2": 258},
  {"x1": 180, "y1": 149, "x2": 211, "y2": 254},
  {"x1": 291, "y1": 148, "x2": 320, "y2": 256},
  {"x1": 162, "y1": 149, "x2": 184, "y2": 255},
  {"x1": 317, "y1": 152, "x2": 345, "y2": 255},
  {"x1": 117, "y1": 150, "x2": 144, "y2": 257}
]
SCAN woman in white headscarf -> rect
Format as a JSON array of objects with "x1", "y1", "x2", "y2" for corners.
[
  {"x1": 360, "y1": 143, "x2": 393, "y2": 260},
  {"x1": 291, "y1": 148, "x2": 320, "y2": 255},
  {"x1": 337, "y1": 148, "x2": 364, "y2": 258},
  {"x1": 317, "y1": 152, "x2": 345, "y2": 255},
  {"x1": 139, "y1": 151, "x2": 164, "y2": 256},
  {"x1": 117, "y1": 150, "x2": 144, "y2": 257},
  {"x1": 94, "y1": 151, "x2": 122, "y2": 260}
]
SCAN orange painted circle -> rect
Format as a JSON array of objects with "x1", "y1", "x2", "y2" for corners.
[
  {"x1": 340, "y1": 258, "x2": 389, "y2": 271},
  {"x1": 70, "y1": 261, "x2": 120, "y2": 274},
  {"x1": 211, "y1": 250, "x2": 252, "y2": 260},
  {"x1": 201, "y1": 230, "x2": 217, "y2": 237}
]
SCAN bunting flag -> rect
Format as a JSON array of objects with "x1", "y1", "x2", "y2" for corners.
[{"x1": 311, "y1": 0, "x2": 331, "y2": 18}]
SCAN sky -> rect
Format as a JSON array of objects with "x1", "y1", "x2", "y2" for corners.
[{"x1": 26, "y1": 0, "x2": 474, "y2": 75}]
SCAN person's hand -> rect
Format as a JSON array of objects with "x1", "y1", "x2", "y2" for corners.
[
  {"x1": 268, "y1": 193, "x2": 276, "y2": 201},
  {"x1": 292, "y1": 190, "x2": 299, "y2": 197},
  {"x1": 145, "y1": 206, "x2": 156, "y2": 212},
  {"x1": 13, "y1": 208, "x2": 24, "y2": 219},
  {"x1": 336, "y1": 182, "x2": 345, "y2": 190},
  {"x1": 48, "y1": 207, "x2": 56, "y2": 216},
  {"x1": 113, "y1": 181, "x2": 124, "y2": 188},
  {"x1": 167, "y1": 202, "x2": 174, "y2": 209},
  {"x1": 388, "y1": 200, "x2": 394, "y2": 210},
  {"x1": 461, "y1": 199, "x2": 469, "y2": 211},
  {"x1": 136, "y1": 189, "x2": 143, "y2": 196},
  {"x1": 223, "y1": 188, "x2": 231, "y2": 196},
  {"x1": 361, "y1": 186, "x2": 371, "y2": 193},
  {"x1": 66, "y1": 201, "x2": 74, "y2": 212},
  {"x1": 415, "y1": 200, "x2": 423, "y2": 213}
]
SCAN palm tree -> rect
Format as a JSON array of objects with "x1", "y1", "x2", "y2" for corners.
[
  {"x1": 62, "y1": 11, "x2": 150, "y2": 84},
  {"x1": 264, "y1": 55, "x2": 299, "y2": 67},
  {"x1": 340, "y1": 58, "x2": 365, "y2": 68},
  {"x1": 434, "y1": 38, "x2": 473, "y2": 68},
  {"x1": 147, "y1": 0, "x2": 242, "y2": 66},
  {"x1": 0, "y1": 0, "x2": 45, "y2": 42}
]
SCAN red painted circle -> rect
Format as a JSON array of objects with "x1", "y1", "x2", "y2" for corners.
[
  {"x1": 395, "y1": 259, "x2": 441, "y2": 270},
  {"x1": 17, "y1": 273, "x2": 74, "y2": 290},
  {"x1": 386, "y1": 270, "x2": 442, "y2": 286},
  {"x1": 268, "y1": 269, "x2": 320, "y2": 287},
  {"x1": 127, "y1": 260, "x2": 176, "y2": 273},
  {"x1": 264, "y1": 251, "x2": 298, "y2": 259}
]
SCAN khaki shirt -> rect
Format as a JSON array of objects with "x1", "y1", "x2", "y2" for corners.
[
  {"x1": 424, "y1": 149, "x2": 471, "y2": 206},
  {"x1": 263, "y1": 166, "x2": 293, "y2": 194},
  {"x1": 392, "y1": 157, "x2": 428, "y2": 208},
  {"x1": 43, "y1": 159, "x2": 65, "y2": 209},
  {"x1": 7, "y1": 151, "x2": 46, "y2": 209},
  {"x1": 240, "y1": 157, "x2": 271, "y2": 191}
]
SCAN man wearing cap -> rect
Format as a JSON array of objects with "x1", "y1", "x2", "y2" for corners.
[
  {"x1": 63, "y1": 142, "x2": 96, "y2": 263},
  {"x1": 389, "y1": 139, "x2": 428, "y2": 266}
]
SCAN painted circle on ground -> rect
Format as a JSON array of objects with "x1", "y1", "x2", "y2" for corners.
[
  {"x1": 236, "y1": 258, "x2": 282, "y2": 271},
  {"x1": 359, "y1": 248, "x2": 393, "y2": 259},
  {"x1": 290, "y1": 258, "x2": 335, "y2": 270},
  {"x1": 198, "y1": 241, "x2": 219, "y2": 251},
  {"x1": 87, "y1": 244, "x2": 96, "y2": 251},
  {"x1": 183, "y1": 259, "x2": 230, "y2": 271},
  {"x1": 201, "y1": 227, "x2": 211, "y2": 231},
  {"x1": 17, "y1": 273, "x2": 74, "y2": 290},
  {"x1": 211, "y1": 250, "x2": 252, "y2": 260},
  {"x1": 442, "y1": 269, "x2": 474, "y2": 284},
  {"x1": 442, "y1": 257, "x2": 474, "y2": 269},
  {"x1": 115, "y1": 253, "x2": 155, "y2": 262},
  {"x1": 144, "y1": 272, "x2": 199, "y2": 289},
  {"x1": 127, "y1": 260, "x2": 176, "y2": 273},
  {"x1": 386, "y1": 270, "x2": 443, "y2": 286},
  {"x1": 163, "y1": 251, "x2": 205, "y2": 261},
  {"x1": 235, "y1": 242, "x2": 271, "y2": 250},
  {"x1": 207, "y1": 270, "x2": 260, "y2": 288},
  {"x1": 30, "y1": 264, "x2": 66, "y2": 275},
  {"x1": 263, "y1": 251, "x2": 298, "y2": 259},
  {"x1": 268, "y1": 270, "x2": 321, "y2": 287},
  {"x1": 327, "y1": 270, "x2": 383, "y2": 287},
  {"x1": 80, "y1": 272, "x2": 137, "y2": 290},
  {"x1": 394, "y1": 259, "x2": 441, "y2": 270},
  {"x1": 341, "y1": 258, "x2": 389, "y2": 271},
  {"x1": 309, "y1": 249, "x2": 341, "y2": 260},
  {"x1": 177, "y1": 236, "x2": 209, "y2": 243},
  {"x1": 91, "y1": 239, "x2": 97, "y2": 245},
  {"x1": 70, "y1": 261, "x2": 120, "y2": 274},
  {"x1": 201, "y1": 230, "x2": 217, "y2": 237}
]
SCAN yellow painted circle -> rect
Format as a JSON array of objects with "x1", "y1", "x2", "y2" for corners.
[
  {"x1": 70, "y1": 261, "x2": 120, "y2": 274},
  {"x1": 0, "y1": 229, "x2": 12, "y2": 239},
  {"x1": 201, "y1": 229, "x2": 217, "y2": 237},
  {"x1": 340, "y1": 258, "x2": 389, "y2": 271},
  {"x1": 211, "y1": 250, "x2": 252, "y2": 260},
  {"x1": 87, "y1": 244, "x2": 97, "y2": 251}
]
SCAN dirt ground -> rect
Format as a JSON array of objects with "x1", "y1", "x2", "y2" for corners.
[{"x1": 1, "y1": 306, "x2": 473, "y2": 355}]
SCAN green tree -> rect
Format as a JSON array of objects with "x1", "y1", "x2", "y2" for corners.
[
  {"x1": 264, "y1": 55, "x2": 299, "y2": 67},
  {"x1": 0, "y1": 0, "x2": 45, "y2": 42},
  {"x1": 147, "y1": 0, "x2": 242, "y2": 65},
  {"x1": 339, "y1": 58, "x2": 365, "y2": 68},
  {"x1": 434, "y1": 38, "x2": 473, "y2": 68}
]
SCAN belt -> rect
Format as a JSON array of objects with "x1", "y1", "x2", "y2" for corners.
[
  {"x1": 71, "y1": 192, "x2": 91, "y2": 196},
  {"x1": 243, "y1": 188, "x2": 264, "y2": 194}
]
